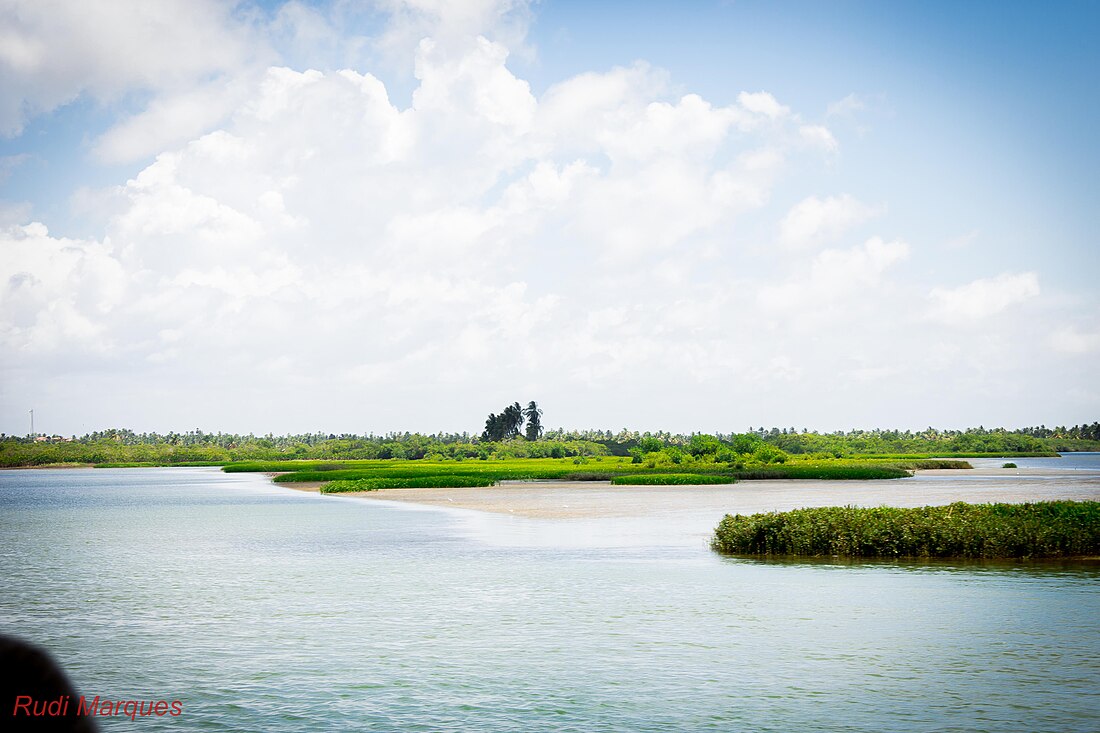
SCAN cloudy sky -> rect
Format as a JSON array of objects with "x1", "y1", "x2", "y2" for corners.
[{"x1": 1, "y1": 0, "x2": 1097, "y2": 437}]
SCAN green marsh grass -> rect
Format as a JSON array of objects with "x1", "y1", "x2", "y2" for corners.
[
  {"x1": 712, "y1": 501, "x2": 1100, "y2": 559},
  {"x1": 727, "y1": 464, "x2": 911, "y2": 480},
  {"x1": 611, "y1": 474, "x2": 737, "y2": 485},
  {"x1": 322, "y1": 476, "x2": 497, "y2": 493},
  {"x1": 226, "y1": 455, "x2": 980, "y2": 490}
]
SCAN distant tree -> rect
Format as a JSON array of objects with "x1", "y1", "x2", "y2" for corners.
[
  {"x1": 687, "y1": 434, "x2": 721, "y2": 457},
  {"x1": 524, "y1": 401, "x2": 543, "y2": 441},
  {"x1": 482, "y1": 413, "x2": 504, "y2": 442},
  {"x1": 730, "y1": 433, "x2": 762, "y2": 455}
]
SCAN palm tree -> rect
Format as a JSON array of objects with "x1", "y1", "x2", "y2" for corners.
[
  {"x1": 524, "y1": 401, "x2": 543, "y2": 441},
  {"x1": 502, "y1": 402, "x2": 524, "y2": 439},
  {"x1": 482, "y1": 413, "x2": 503, "y2": 442}
]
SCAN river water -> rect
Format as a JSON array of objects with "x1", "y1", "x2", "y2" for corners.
[{"x1": 1, "y1": 461, "x2": 1098, "y2": 732}]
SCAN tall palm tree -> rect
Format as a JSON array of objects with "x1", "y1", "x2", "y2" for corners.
[
  {"x1": 502, "y1": 402, "x2": 524, "y2": 439},
  {"x1": 482, "y1": 413, "x2": 502, "y2": 442},
  {"x1": 524, "y1": 401, "x2": 543, "y2": 441}
]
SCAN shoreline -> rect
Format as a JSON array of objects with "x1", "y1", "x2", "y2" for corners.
[
  {"x1": 275, "y1": 467, "x2": 1100, "y2": 520},
  {"x1": 0, "y1": 463, "x2": 94, "y2": 470}
]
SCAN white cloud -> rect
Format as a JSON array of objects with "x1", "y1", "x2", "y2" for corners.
[
  {"x1": 0, "y1": 0, "x2": 267, "y2": 136},
  {"x1": 92, "y1": 77, "x2": 259, "y2": 164},
  {"x1": 758, "y1": 236, "x2": 910, "y2": 312},
  {"x1": 1050, "y1": 326, "x2": 1100, "y2": 354},
  {"x1": 598, "y1": 94, "x2": 749, "y2": 163},
  {"x1": 1, "y1": 33, "x2": 826, "y2": 404},
  {"x1": 372, "y1": 0, "x2": 534, "y2": 61},
  {"x1": 927, "y1": 272, "x2": 1040, "y2": 322},
  {"x1": 413, "y1": 35, "x2": 536, "y2": 133},
  {"x1": 738, "y1": 91, "x2": 790, "y2": 119},
  {"x1": 0, "y1": 222, "x2": 126, "y2": 354},
  {"x1": 536, "y1": 62, "x2": 670, "y2": 154},
  {"x1": 798, "y1": 125, "x2": 838, "y2": 152},
  {"x1": 779, "y1": 194, "x2": 880, "y2": 249}
]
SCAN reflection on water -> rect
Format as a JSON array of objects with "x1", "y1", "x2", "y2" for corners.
[
  {"x1": 723, "y1": 554, "x2": 1100, "y2": 577},
  {"x1": 1, "y1": 467, "x2": 1098, "y2": 733}
]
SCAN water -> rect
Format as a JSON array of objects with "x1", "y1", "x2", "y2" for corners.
[
  {"x1": 968, "y1": 451, "x2": 1100, "y2": 471},
  {"x1": 1, "y1": 466, "x2": 1098, "y2": 732}
]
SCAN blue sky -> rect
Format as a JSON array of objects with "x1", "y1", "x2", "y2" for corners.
[{"x1": 1, "y1": 0, "x2": 1097, "y2": 436}]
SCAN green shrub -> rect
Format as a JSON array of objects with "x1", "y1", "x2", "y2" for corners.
[{"x1": 1003, "y1": 462, "x2": 1018, "y2": 469}]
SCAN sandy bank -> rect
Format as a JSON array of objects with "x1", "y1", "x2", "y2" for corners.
[
  {"x1": 328, "y1": 467, "x2": 1100, "y2": 520},
  {"x1": 263, "y1": 472, "x2": 323, "y2": 492},
  {"x1": 278, "y1": 481, "x2": 325, "y2": 492}
]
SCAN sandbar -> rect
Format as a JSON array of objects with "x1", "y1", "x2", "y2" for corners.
[{"x1": 321, "y1": 466, "x2": 1100, "y2": 520}]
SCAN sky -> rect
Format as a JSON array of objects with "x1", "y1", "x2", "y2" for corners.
[{"x1": 0, "y1": 0, "x2": 1097, "y2": 437}]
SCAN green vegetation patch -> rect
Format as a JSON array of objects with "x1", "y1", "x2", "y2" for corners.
[
  {"x1": 262, "y1": 457, "x2": 924, "y2": 486},
  {"x1": 892, "y1": 459, "x2": 972, "y2": 470},
  {"x1": 728, "y1": 464, "x2": 912, "y2": 480},
  {"x1": 321, "y1": 476, "x2": 497, "y2": 493},
  {"x1": 611, "y1": 473, "x2": 737, "y2": 485},
  {"x1": 712, "y1": 501, "x2": 1100, "y2": 559},
  {"x1": 560, "y1": 472, "x2": 615, "y2": 481}
]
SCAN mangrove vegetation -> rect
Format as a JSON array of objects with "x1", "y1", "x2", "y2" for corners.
[{"x1": 712, "y1": 501, "x2": 1100, "y2": 559}]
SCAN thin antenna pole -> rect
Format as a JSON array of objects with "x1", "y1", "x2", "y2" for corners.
[{"x1": 29, "y1": 409, "x2": 34, "y2": 437}]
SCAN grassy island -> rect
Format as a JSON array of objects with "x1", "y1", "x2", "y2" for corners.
[
  {"x1": 712, "y1": 501, "x2": 1100, "y2": 559},
  {"x1": 228, "y1": 456, "x2": 966, "y2": 493}
]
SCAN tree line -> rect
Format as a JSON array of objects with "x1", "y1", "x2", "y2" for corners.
[{"x1": 3, "y1": 417, "x2": 1097, "y2": 467}]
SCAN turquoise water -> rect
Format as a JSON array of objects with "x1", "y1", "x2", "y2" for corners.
[{"x1": 1, "y1": 467, "x2": 1098, "y2": 732}]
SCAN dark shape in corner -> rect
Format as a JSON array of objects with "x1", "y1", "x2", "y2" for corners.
[{"x1": 0, "y1": 636, "x2": 97, "y2": 732}]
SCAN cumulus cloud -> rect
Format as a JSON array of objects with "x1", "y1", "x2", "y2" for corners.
[
  {"x1": 91, "y1": 77, "x2": 260, "y2": 164},
  {"x1": 373, "y1": 0, "x2": 534, "y2": 58},
  {"x1": 2, "y1": 20, "x2": 848, "y2": 433},
  {"x1": 798, "y1": 125, "x2": 838, "y2": 152},
  {"x1": 927, "y1": 272, "x2": 1040, "y2": 322},
  {"x1": 758, "y1": 237, "x2": 910, "y2": 312},
  {"x1": 738, "y1": 91, "x2": 790, "y2": 119},
  {"x1": 0, "y1": 0, "x2": 266, "y2": 136},
  {"x1": 778, "y1": 194, "x2": 881, "y2": 249},
  {"x1": 3, "y1": 0, "x2": 536, "y2": 159},
  {"x1": 0, "y1": 222, "x2": 126, "y2": 354}
]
